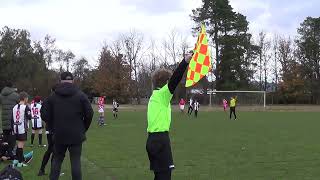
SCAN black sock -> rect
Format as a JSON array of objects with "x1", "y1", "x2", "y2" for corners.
[
  {"x1": 99, "y1": 116, "x2": 104, "y2": 125},
  {"x1": 39, "y1": 134, "x2": 43, "y2": 145},
  {"x1": 17, "y1": 148, "x2": 24, "y2": 163},
  {"x1": 31, "y1": 133, "x2": 35, "y2": 144},
  {"x1": 16, "y1": 148, "x2": 21, "y2": 162}
]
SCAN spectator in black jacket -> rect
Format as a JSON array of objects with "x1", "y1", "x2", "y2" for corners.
[
  {"x1": 41, "y1": 72, "x2": 93, "y2": 180},
  {"x1": 0, "y1": 82, "x2": 19, "y2": 158},
  {"x1": 38, "y1": 85, "x2": 57, "y2": 176}
]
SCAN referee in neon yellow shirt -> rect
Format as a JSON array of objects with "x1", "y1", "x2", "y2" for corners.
[
  {"x1": 146, "y1": 53, "x2": 192, "y2": 180},
  {"x1": 230, "y1": 96, "x2": 237, "y2": 120}
]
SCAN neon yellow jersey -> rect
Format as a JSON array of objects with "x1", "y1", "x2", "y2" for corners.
[
  {"x1": 230, "y1": 98, "x2": 236, "y2": 107},
  {"x1": 147, "y1": 84, "x2": 173, "y2": 133}
]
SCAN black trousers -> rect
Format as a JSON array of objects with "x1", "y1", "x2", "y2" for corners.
[
  {"x1": 154, "y1": 170, "x2": 172, "y2": 180},
  {"x1": 40, "y1": 134, "x2": 53, "y2": 172},
  {"x1": 230, "y1": 107, "x2": 237, "y2": 119},
  {"x1": 50, "y1": 143, "x2": 82, "y2": 180},
  {"x1": 2, "y1": 130, "x2": 15, "y2": 158},
  {"x1": 187, "y1": 106, "x2": 193, "y2": 115},
  {"x1": 194, "y1": 110, "x2": 198, "y2": 117},
  {"x1": 146, "y1": 132, "x2": 174, "y2": 180}
]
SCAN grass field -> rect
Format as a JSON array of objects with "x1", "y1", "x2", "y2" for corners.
[{"x1": 1, "y1": 108, "x2": 320, "y2": 180}]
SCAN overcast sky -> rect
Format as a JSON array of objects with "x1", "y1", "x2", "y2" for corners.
[{"x1": 0, "y1": 0, "x2": 319, "y2": 64}]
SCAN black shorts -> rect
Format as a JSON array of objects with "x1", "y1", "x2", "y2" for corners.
[
  {"x1": 113, "y1": 108, "x2": 118, "y2": 112},
  {"x1": 15, "y1": 133, "x2": 27, "y2": 141},
  {"x1": 32, "y1": 127, "x2": 43, "y2": 130},
  {"x1": 146, "y1": 132, "x2": 174, "y2": 172}
]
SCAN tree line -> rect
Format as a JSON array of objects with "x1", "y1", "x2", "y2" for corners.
[
  {"x1": 192, "y1": 0, "x2": 320, "y2": 104},
  {"x1": 0, "y1": 0, "x2": 319, "y2": 104}
]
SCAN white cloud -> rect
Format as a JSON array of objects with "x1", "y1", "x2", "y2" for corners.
[
  {"x1": 0, "y1": 0, "x2": 316, "y2": 65},
  {"x1": 0, "y1": 0, "x2": 202, "y2": 64},
  {"x1": 230, "y1": 0, "x2": 268, "y2": 13}
]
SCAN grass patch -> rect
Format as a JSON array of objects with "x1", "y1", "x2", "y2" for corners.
[{"x1": 0, "y1": 109, "x2": 320, "y2": 179}]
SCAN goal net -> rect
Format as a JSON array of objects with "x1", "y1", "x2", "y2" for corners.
[{"x1": 207, "y1": 91, "x2": 266, "y2": 108}]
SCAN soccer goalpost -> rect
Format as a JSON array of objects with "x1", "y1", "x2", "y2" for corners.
[{"x1": 207, "y1": 90, "x2": 266, "y2": 108}]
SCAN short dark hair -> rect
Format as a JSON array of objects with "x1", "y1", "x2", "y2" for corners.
[
  {"x1": 152, "y1": 68, "x2": 172, "y2": 89},
  {"x1": 19, "y1": 92, "x2": 29, "y2": 101},
  {"x1": 60, "y1": 72, "x2": 74, "y2": 81}
]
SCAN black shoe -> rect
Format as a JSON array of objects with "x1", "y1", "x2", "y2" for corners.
[{"x1": 38, "y1": 170, "x2": 45, "y2": 176}]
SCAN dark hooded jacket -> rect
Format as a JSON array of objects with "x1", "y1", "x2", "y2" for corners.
[
  {"x1": 41, "y1": 83, "x2": 93, "y2": 145},
  {"x1": 0, "y1": 87, "x2": 19, "y2": 130}
]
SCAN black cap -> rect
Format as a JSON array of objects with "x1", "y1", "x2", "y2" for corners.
[{"x1": 60, "y1": 72, "x2": 74, "y2": 81}]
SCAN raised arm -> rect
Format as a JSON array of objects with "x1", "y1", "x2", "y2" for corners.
[{"x1": 168, "y1": 53, "x2": 193, "y2": 94}]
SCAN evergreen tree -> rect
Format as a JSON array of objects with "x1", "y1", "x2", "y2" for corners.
[
  {"x1": 296, "y1": 17, "x2": 320, "y2": 104},
  {"x1": 191, "y1": 0, "x2": 258, "y2": 90}
]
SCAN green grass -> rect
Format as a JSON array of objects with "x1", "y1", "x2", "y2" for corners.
[{"x1": 1, "y1": 110, "x2": 320, "y2": 180}]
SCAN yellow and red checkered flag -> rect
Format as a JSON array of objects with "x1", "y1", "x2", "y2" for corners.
[{"x1": 185, "y1": 24, "x2": 211, "y2": 87}]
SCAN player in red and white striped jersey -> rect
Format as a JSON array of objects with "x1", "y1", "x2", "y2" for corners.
[{"x1": 97, "y1": 96, "x2": 106, "y2": 126}]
